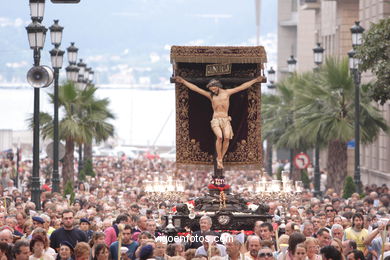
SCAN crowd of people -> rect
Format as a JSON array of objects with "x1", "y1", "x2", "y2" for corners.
[{"x1": 0, "y1": 154, "x2": 389, "y2": 260}]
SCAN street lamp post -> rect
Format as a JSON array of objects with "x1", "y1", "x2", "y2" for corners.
[
  {"x1": 49, "y1": 20, "x2": 64, "y2": 193},
  {"x1": 312, "y1": 43, "x2": 324, "y2": 197},
  {"x1": 76, "y1": 59, "x2": 87, "y2": 174},
  {"x1": 286, "y1": 55, "x2": 297, "y2": 178},
  {"x1": 26, "y1": 0, "x2": 48, "y2": 210},
  {"x1": 65, "y1": 42, "x2": 79, "y2": 82},
  {"x1": 349, "y1": 21, "x2": 364, "y2": 193},
  {"x1": 266, "y1": 67, "x2": 276, "y2": 176}
]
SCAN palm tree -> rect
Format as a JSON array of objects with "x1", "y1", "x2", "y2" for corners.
[
  {"x1": 31, "y1": 81, "x2": 115, "y2": 188},
  {"x1": 262, "y1": 74, "x2": 312, "y2": 180},
  {"x1": 79, "y1": 86, "x2": 115, "y2": 164},
  {"x1": 293, "y1": 57, "x2": 388, "y2": 193}
]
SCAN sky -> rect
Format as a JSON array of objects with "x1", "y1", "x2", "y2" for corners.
[{"x1": 0, "y1": 0, "x2": 277, "y2": 146}]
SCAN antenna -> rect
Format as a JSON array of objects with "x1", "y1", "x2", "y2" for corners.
[{"x1": 255, "y1": 0, "x2": 261, "y2": 45}]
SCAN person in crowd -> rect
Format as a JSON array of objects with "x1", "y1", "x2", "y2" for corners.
[
  {"x1": 278, "y1": 232, "x2": 306, "y2": 260},
  {"x1": 342, "y1": 241, "x2": 357, "y2": 258},
  {"x1": 12, "y1": 240, "x2": 31, "y2": 260},
  {"x1": 92, "y1": 244, "x2": 110, "y2": 260},
  {"x1": 32, "y1": 216, "x2": 45, "y2": 230},
  {"x1": 0, "y1": 230, "x2": 13, "y2": 245},
  {"x1": 316, "y1": 229, "x2": 331, "y2": 248},
  {"x1": 79, "y1": 218, "x2": 93, "y2": 241},
  {"x1": 153, "y1": 240, "x2": 167, "y2": 260},
  {"x1": 90, "y1": 232, "x2": 106, "y2": 259},
  {"x1": 254, "y1": 221, "x2": 264, "y2": 238},
  {"x1": 189, "y1": 216, "x2": 217, "y2": 249},
  {"x1": 139, "y1": 245, "x2": 153, "y2": 260},
  {"x1": 331, "y1": 224, "x2": 344, "y2": 241},
  {"x1": 321, "y1": 246, "x2": 342, "y2": 260},
  {"x1": 109, "y1": 224, "x2": 138, "y2": 260},
  {"x1": 346, "y1": 250, "x2": 365, "y2": 260},
  {"x1": 31, "y1": 228, "x2": 56, "y2": 259},
  {"x1": 104, "y1": 214, "x2": 129, "y2": 246},
  {"x1": 285, "y1": 223, "x2": 299, "y2": 237},
  {"x1": 195, "y1": 232, "x2": 226, "y2": 257},
  {"x1": 223, "y1": 235, "x2": 250, "y2": 260},
  {"x1": 363, "y1": 222, "x2": 390, "y2": 257},
  {"x1": 304, "y1": 237, "x2": 321, "y2": 260},
  {"x1": 293, "y1": 243, "x2": 307, "y2": 260},
  {"x1": 50, "y1": 209, "x2": 88, "y2": 251},
  {"x1": 29, "y1": 235, "x2": 54, "y2": 260},
  {"x1": 57, "y1": 242, "x2": 74, "y2": 260},
  {"x1": 344, "y1": 213, "x2": 368, "y2": 252},
  {"x1": 74, "y1": 242, "x2": 90, "y2": 260},
  {"x1": 330, "y1": 239, "x2": 343, "y2": 257},
  {"x1": 303, "y1": 222, "x2": 315, "y2": 238},
  {"x1": 246, "y1": 235, "x2": 262, "y2": 260},
  {"x1": 258, "y1": 246, "x2": 275, "y2": 260}
]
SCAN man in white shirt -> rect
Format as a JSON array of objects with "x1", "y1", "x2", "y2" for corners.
[{"x1": 195, "y1": 232, "x2": 227, "y2": 257}]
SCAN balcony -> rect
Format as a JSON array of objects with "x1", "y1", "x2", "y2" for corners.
[
  {"x1": 279, "y1": 12, "x2": 298, "y2": 27},
  {"x1": 300, "y1": 0, "x2": 320, "y2": 10}
]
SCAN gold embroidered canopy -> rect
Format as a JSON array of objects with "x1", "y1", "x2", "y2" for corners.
[{"x1": 171, "y1": 46, "x2": 267, "y2": 170}]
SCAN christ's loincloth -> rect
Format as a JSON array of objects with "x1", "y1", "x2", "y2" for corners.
[{"x1": 210, "y1": 116, "x2": 234, "y2": 139}]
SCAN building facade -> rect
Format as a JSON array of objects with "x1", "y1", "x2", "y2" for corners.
[{"x1": 277, "y1": 0, "x2": 390, "y2": 184}]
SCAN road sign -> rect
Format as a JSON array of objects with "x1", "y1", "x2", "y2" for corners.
[
  {"x1": 46, "y1": 142, "x2": 66, "y2": 160},
  {"x1": 293, "y1": 152, "x2": 310, "y2": 169}
]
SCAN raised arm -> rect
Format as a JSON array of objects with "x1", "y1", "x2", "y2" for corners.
[
  {"x1": 227, "y1": 76, "x2": 265, "y2": 95},
  {"x1": 174, "y1": 76, "x2": 210, "y2": 99}
]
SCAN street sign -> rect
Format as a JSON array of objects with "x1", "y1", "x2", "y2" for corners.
[
  {"x1": 51, "y1": 0, "x2": 80, "y2": 3},
  {"x1": 293, "y1": 152, "x2": 310, "y2": 169},
  {"x1": 46, "y1": 142, "x2": 66, "y2": 160}
]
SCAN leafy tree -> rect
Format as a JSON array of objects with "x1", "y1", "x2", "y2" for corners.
[
  {"x1": 356, "y1": 17, "x2": 390, "y2": 105},
  {"x1": 293, "y1": 57, "x2": 388, "y2": 193},
  {"x1": 28, "y1": 81, "x2": 114, "y2": 188},
  {"x1": 263, "y1": 57, "x2": 388, "y2": 193},
  {"x1": 63, "y1": 180, "x2": 75, "y2": 203},
  {"x1": 343, "y1": 176, "x2": 356, "y2": 199},
  {"x1": 83, "y1": 159, "x2": 95, "y2": 177}
]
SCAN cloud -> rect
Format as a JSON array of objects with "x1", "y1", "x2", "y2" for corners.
[
  {"x1": 123, "y1": 49, "x2": 129, "y2": 55},
  {"x1": 238, "y1": 33, "x2": 277, "y2": 68},
  {"x1": 110, "y1": 56, "x2": 121, "y2": 61},
  {"x1": 150, "y1": 53, "x2": 160, "y2": 63},
  {"x1": 5, "y1": 61, "x2": 28, "y2": 68},
  {"x1": 87, "y1": 55, "x2": 105, "y2": 62},
  {"x1": 0, "y1": 17, "x2": 25, "y2": 28},
  {"x1": 95, "y1": 66, "x2": 109, "y2": 72},
  {"x1": 185, "y1": 39, "x2": 205, "y2": 46}
]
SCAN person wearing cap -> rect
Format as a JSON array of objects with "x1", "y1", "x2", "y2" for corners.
[
  {"x1": 58, "y1": 241, "x2": 74, "y2": 260},
  {"x1": 32, "y1": 216, "x2": 45, "y2": 229},
  {"x1": 139, "y1": 245, "x2": 153, "y2": 260},
  {"x1": 50, "y1": 210, "x2": 87, "y2": 252},
  {"x1": 79, "y1": 218, "x2": 93, "y2": 241}
]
